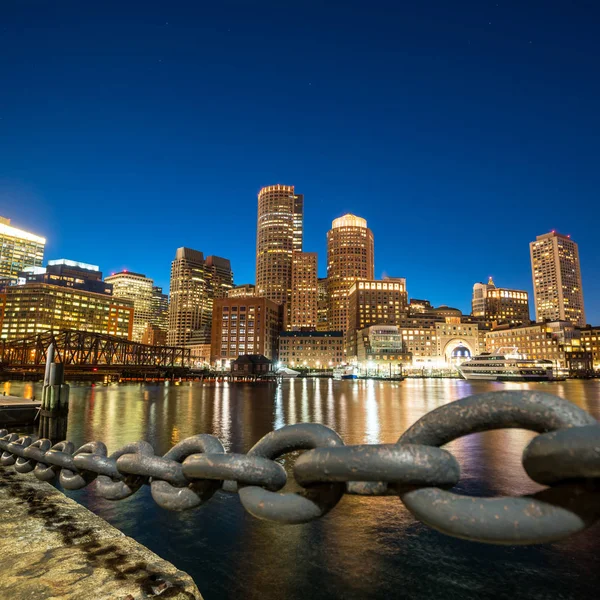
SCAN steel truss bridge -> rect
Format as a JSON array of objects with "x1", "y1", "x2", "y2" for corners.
[{"x1": 0, "y1": 330, "x2": 191, "y2": 373}]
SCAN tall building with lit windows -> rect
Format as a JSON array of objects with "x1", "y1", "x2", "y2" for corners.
[
  {"x1": 255, "y1": 185, "x2": 303, "y2": 311},
  {"x1": 317, "y1": 277, "x2": 329, "y2": 331},
  {"x1": 290, "y1": 252, "x2": 318, "y2": 330},
  {"x1": 471, "y1": 277, "x2": 530, "y2": 327},
  {"x1": 530, "y1": 231, "x2": 585, "y2": 327},
  {"x1": 167, "y1": 248, "x2": 234, "y2": 347},
  {"x1": 105, "y1": 271, "x2": 154, "y2": 342},
  {"x1": 0, "y1": 217, "x2": 46, "y2": 285},
  {"x1": 346, "y1": 278, "x2": 408, "y2": 357},
  {"x1": 326, "y1": 214, "x2": 374, "y2": 334}
]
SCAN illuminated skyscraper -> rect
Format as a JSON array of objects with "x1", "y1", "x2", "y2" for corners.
[
  {"x1": 0, "y1": 217, "x2": 46, "y2": 284},
  {"x1": 471, "y1": 277, "x2": 530, "y2": 327},
  {"x1": 255, "y1": 185, "x2": 303, "y2": 310},
  {"x1": 530, "y1": 232, "x2": 585, "y2": 327},
  {"x1": 326, "y1": 214, "x2": 374, "y2": 334},
  {"x1": 151, "y1": 286, "x2": 169, "y2": 330},
  {"x1": 167, "y1": 248, "x2": 233, "y2": 347},
  {"x1": 105, "y1": 271, "x2": 154, "y2": 342},
  {"x1": 317, "y1": 277, "x2": 328, "y2": 332},
  {"x1": 290, "y1": 251, "x2": 318, "y2": 330}
]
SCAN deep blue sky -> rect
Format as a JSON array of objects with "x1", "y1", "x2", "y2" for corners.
[{"x1": 1, "y1": 1, "x2": 599, "y2": 322}]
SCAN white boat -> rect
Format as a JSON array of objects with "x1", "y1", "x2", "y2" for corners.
[
  {"x1": 457, "y1": 348, "x2": 554, "y2": 382},
  {"x1": 276, "y1": 367, "x2": 300, "y2": 379},
  {"x1": 333, "y1": 366, "x2": 358, "y2": 380}
]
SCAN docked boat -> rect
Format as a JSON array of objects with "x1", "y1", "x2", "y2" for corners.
[
  {"x1": 333, "y1": 366, "x2": 358, "y2": 380},
  {"x1": 276, "y1": 367, "x2": 300, "y2": 379},
  {"x1": 457, "y1": 348, "x2": 554, "y2": 382}
]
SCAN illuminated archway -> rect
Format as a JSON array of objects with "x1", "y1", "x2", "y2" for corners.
[{"x1": 443, "y1": 338, "x2": 474, "y2": 365}]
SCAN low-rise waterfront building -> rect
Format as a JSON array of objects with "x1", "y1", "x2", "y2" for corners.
[
  {"x1": 231, "y1": 354, "x2": 272, "y2": 375},
  {"x1": 486, "y1": 321, "x2": 591, "y2": 373},
  {"x1": 580, "y1": 326, "x2": 600, "y2": 371},
  {"x1": 278, "y1": 331, "x2": 344, "y2": 369},
  {"x1": 397, "y1": 326, "x2": 438, "y2": 365},
  {"x1": 435, "y1": 320, "x2": 481, "y2": 365},
  {"x1": 355, "y1": 325, "x2": 411, "y2": 374},
  {"x1": 0, "y1": 283, "x2": 133, "y2": 340},
  {"x1": 211, "y1": 296, "x2": 282, "y2": 367}
]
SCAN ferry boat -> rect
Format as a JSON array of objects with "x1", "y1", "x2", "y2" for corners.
[
  {"x1": 333, "y1": 366, "x2": 358, "y2": 380},
  {"x1": 457, "y1": 348, "x2": 554, "y2": 382}
]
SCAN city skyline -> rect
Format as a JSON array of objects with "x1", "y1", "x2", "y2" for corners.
[
  {"x1": 1, "y1": 2, "x2": 598, "y2": 322},
  {"x1": 2, "y1": 207, "x2": 597, "y2": 325}
]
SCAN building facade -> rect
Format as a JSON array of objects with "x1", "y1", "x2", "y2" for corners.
[
  {"x1": 167, "y1": 248, "x2": 233, "y2": 347},
  {"x1": 580, "y1": 327, "x2": 600, "y2": 371},
  {"x1": 346, "y1": 278, "x2": 408, "y2": 357},
  {"x1": 255, "y1": 185, "x2": 303, "y2": 310},
  {"x1": 317, "y1": 277, "x2": 328, "y2": 332},
  {"x1": 0, "y1": 283, "x2": 133, "y2": 341},
  {"x1": 18, "y1": 259, "x2": 111, "y2": 295},
  {"x1": 210, "y1": 296, "x2": 282, "y2": 366},
  {"x1": 151, "y1": 286, "x2": 168, "y2": 333},
  {"x1": 355, "y1": 325, "x2": 411, "y2": 373},
  {"x1": 326, "y1": 214, "x2": 374, "y2": 335},
  {"x1": 471, "y1": 277, "x2": 530, "y2": 327},
  {"x1": 278, "y1": 331, "x2": 344, "y2": 368},
  {"x1": 434, "y1": 320, "x2": 480, "y2": 364},
  {"x1": 0, "y1": 217, "x2": 46, "y2": 284},
  {"x1": 530, "y1": 231, "x2": 585, "y2": 327},
  {"x1": 228, "y1": 284, "x2": 256, "y2": 298},
  {"x1": 290, "y1": 251, "x2": 318, "y2": 330},
  {"x1": 486, "y1": 321, "x2": 590, "y2": 373},
  {"x1": 105, "y1": 271, "x2": 154, "y2": 342}
]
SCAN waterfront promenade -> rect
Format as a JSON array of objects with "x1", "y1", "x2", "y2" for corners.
[{"x1": 0, "y1": 467, "x2": 201, "y2": 599}]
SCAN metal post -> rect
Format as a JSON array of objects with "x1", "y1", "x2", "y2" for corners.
[{"x1": 39, "y1": 344, "x2": 69, "y2": 443}]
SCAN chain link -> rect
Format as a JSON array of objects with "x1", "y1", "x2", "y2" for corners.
[{"x1": 1, "y1": 390, "x2": 599, "y2": 545}]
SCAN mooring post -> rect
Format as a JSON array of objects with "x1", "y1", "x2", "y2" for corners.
[{"x1": 39, "y1": 343, "x2": 69, "y2": 442}]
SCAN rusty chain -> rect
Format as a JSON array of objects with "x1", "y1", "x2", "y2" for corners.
[{"x1": 1, "y1": 390, "x2": 600, "y2": 545}]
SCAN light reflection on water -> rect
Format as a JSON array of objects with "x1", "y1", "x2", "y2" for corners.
[{"x1": 4, "y1": 378, "x2": 600, "y2": 600}]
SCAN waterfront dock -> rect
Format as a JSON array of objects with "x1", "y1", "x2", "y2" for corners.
[
  {"x1": 0, "y1": 395, "x2": 41, "y2": 426},
  {"x1": 0, "y1": 467, "x2": 202, "y2": 600}
]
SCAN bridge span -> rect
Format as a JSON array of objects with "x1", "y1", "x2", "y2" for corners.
[{"x1": 0, "y1": 329, "x2": 191, "y2": 376}]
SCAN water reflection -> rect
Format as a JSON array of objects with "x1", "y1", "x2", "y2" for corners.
[{"x1": 4, "y1": 378, "x2": 600, "y2": 600}]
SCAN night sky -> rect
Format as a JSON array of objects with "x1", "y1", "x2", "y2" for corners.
[{"x1": 1, "y1": 1, "x2": 598, "y2": 322}]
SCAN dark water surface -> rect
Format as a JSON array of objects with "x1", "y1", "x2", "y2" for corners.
[{"x1": 4, "y1": 378, "x2": 600, "y2": 600}]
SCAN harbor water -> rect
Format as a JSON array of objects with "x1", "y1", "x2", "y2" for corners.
[{"x1": 4, "y1": 378, "x2": 600, "y2": 600}]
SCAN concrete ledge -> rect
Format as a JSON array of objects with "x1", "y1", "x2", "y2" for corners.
[{"x1": 0, "y1": 467, "x2": 202, "y2": 600}]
